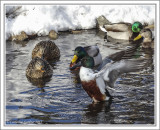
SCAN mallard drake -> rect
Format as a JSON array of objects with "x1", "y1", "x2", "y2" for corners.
[
  {"x1": 70, "y1": 38, "x2": 142, "y2": 71},
  {"x1": 26, "y1": 57, "x2": 53, "y2": 79},
  {"x1": 70, "y1": 45, "x2": 102, "y2": 70},
  {"x1": 32, "y1": 40, "x2": 60, "y2": 61},
  {"x1": 134, "y1": 28, "x2": 154, "y2": 49},
  {"x1": 101, "y1": 22, "x2": 143, "y2": 41},
  {"x1": 79, "y1": 56, "x2": 148, "y2": 102}
]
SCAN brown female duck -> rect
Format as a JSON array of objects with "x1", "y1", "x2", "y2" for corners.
[
  {"x1": 26, "y1": 57, "x2": 53, "y2": 79},
  {"x1": 32, "y1": 40, "x2": 60, "y2": 61}
]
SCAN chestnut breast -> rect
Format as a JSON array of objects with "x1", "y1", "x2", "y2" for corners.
[{"x1": 81, "y1": 80, "x2": 106, "y2": 102}]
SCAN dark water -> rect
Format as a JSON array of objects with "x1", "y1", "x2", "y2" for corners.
[{"x1": 5, "y1": 29, "x2": 154, "y2": 125}]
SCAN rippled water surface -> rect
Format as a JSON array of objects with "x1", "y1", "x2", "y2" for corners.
[{"x1": 6, "y1": 29, "x2": 154, "y2": 125}]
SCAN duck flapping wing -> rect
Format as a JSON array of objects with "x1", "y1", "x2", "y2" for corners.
[
  {"x1": 96, "y1": 42, "x2": 142, "y2": 71},
  {"x1": 95, "y1": 59, "x2": 149, "y2": 88}
]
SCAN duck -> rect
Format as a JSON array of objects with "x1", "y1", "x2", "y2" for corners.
[
  {"x1": 79, "y1": 55, "x2": 149, "y2": 103},
  {"x1": 26, "y1": 57, "x2": 53, "y2": 79},
  {"x1": 70, "y1": 45, "x2": 102, "y2": 70},
  {"x1": 101, "y1": 22, "x2": 143, "y2": 41},
  {"x1": 70, "y1": 37, "x2": 143, "y2": 71},
  {"x1": 32, "y1": 40, "x2": 60, "y2": 61},
  {"x1": 133, "y1": 28, "x2": 154, "y2": 49}
]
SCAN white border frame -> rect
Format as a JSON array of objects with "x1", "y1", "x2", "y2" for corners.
[{"x1": 1, "y1": 0, "x2": 159, "y2": 130}]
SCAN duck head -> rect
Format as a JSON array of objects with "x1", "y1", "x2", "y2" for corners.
[
  {"x1": 133, "y1": 28, "x2": 152, "y2": 42},
  {"x1": 34, "y1": 58, "x2": 46, "y2": 73},
  {"x1": 70, "y1": 46, "x2": 87, "y2": 70},
  {"x1": 132, "y1": 22, "x2": 143, "y2": 33},
  {"x1": 32, "y1": 45, "x2": 47, "y2": 60},
  {"x1": 81, "y1": 56, "x2": 95, "y2": 69}
]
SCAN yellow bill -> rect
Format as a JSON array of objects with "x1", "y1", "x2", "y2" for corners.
[
  {"x1": 71, "y1": 55, "x2": 78, "y2": 63},
  {"x1": 134, "y1": 34, "x2": 142, "y2": 41}
]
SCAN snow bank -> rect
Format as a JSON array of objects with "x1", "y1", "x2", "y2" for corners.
[{"x1": 5, "y1": 5, "x2": 155, "y2": 40}]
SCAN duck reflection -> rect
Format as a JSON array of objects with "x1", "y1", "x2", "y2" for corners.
[
  {"x1": 26, "y1": 75, "x2": 52, "y2": 93},
  {"x1": 13, "y1": 40, "x2": 29, "y2": 47},
  {"x1": 82, "y1": 100, "x2": 113, "y2": 124}
]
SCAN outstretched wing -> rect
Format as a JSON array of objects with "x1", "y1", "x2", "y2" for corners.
[
  {"x1": 96, "y1": 43, "x2": 141, "y2": 71},
  {"x1": 98, "y1": 59, "x2": 150, "y2": 88}
]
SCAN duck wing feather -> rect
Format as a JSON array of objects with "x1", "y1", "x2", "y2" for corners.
[
  {"x1": 96, "y1": 43, "x2": 141, "y2": 71},
  {"x1": 96, "y1": 59, "x2": 149, "y2": 88}
]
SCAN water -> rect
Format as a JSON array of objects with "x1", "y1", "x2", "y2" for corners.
[{"x1": 5, "y1": 29, "x2": 154, "y2": 124}]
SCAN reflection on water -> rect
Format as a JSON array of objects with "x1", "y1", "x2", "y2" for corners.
[
  {"x1": 5, "y1": 29, "x2": 154, "y2": 124},
  {"x1": 82, "y1": 101, "x2": 113, "y2": 124}
]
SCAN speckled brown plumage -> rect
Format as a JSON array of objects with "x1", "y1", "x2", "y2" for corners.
[
  {"x1": 32, "y1": 40, "x2": 60, "y2": 61},
  {"x1": 81, "y1": 80, "x2": 106, "y2": 102},
  {"x1": 26, "y1": 57, "x2": 53, "y2": 79}
]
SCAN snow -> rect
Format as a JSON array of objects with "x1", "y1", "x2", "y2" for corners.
[{"x1": 5, "y1": 5, "x2": 155, "y2": 40}]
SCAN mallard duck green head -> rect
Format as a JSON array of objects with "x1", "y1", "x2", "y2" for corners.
[
  {"x1": 81, "y1": 56, "x2": 94, "y2": 69},
  {"x1": 132, "y1": 22, "x2": 143, "y2": 33},
  {"x1": 134, "y1": 28, "x2": 152, "y2": 42},
  {"x1": 71, "y1": 46, "x2": 87, "y2": 64}
]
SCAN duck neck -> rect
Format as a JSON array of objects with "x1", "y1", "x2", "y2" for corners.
[{"x1": 130, "y1": 32, "x2": 139, "y2": 41}]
